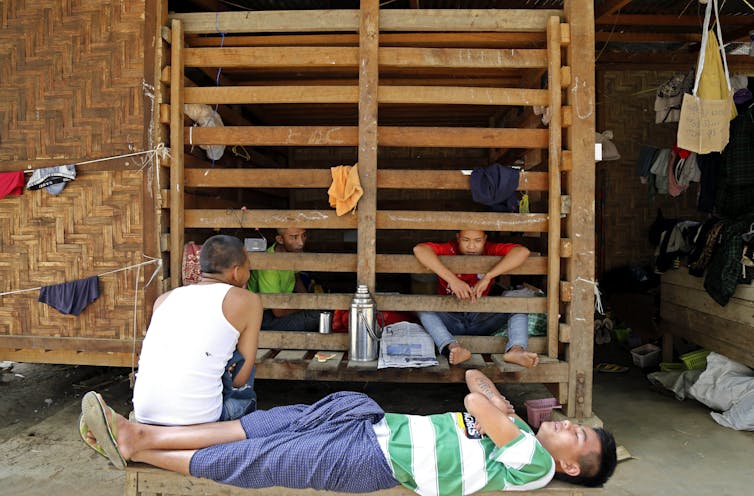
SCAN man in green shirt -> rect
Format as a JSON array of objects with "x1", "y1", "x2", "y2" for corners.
[
  {"x1": 81, "y1": 370, "x2": 617, "y2": 495},
  {"x1": 250, "y1": 227, "x2": 320, "y2": 331}
]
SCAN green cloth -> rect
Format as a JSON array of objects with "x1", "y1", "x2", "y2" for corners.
[
  {"x1": 253, "y1": 244, "x2": 295, "y2": 294},
  {"x1": 493, "y1": 313, "x2": 546, "y2": 338}
]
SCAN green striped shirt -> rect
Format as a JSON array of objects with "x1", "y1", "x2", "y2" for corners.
[{"x1": 375, "y1": 412, "x2": 554, "y2": 496}]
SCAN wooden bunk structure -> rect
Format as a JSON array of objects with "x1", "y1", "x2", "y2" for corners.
[{"x1": 154, "y1": 0, "x2": 597, "y2": 419}]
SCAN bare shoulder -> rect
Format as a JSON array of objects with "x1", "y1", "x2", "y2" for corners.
[
  {"x1": 153, "y1": 290, "x2": 173, "y2": 310},
  {"x1": 226, "y1": 286, "x2": 261, "y2": 306}
]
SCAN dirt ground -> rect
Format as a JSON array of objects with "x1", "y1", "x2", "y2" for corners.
[{"x1": 0, "y1": 362, "x2": 546, "y2": 496}]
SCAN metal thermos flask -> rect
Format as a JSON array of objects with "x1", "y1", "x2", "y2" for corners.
[{"x1": 349, "y1": 284, "x2": 379, "y2": 361}]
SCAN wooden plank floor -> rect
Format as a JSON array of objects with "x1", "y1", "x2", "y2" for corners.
[
  {"x1": 126, "y1": 464, "x2": 600, "y2": 496},
  {"x1": 253, "y1": 331, "x2": 566, "y2": 385},
  {"x1": 254, "y1": 347, "x2": 566, "y2": 384}
]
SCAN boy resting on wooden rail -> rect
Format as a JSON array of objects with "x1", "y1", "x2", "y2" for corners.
[
  {"x1": 80, "y1": 370, "x2": 616, "y2": 495},
  {"x1": 414, "y1": 230, "x2": 539, "y2": 367}
]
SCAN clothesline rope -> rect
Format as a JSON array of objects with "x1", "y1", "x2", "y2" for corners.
[
  {"x1": 0, "y1": 258, "x2": 162, "y2": 297},
  {"x1": 22, "y1": 144, "x2": 170, "y2": 172},
  {"x1": 131, "y1": 255, "x2": 162, "y2": 380}
]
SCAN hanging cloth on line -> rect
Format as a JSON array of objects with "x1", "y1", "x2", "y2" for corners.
[{"x1": 38, "y1": 276, "x2": 100, "y2": 316}]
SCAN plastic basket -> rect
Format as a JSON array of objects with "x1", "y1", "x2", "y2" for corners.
[
  {"x1": 524, "y1": 398, "x2": 561, "y2": 428},
  {"x1": 659, "y1": 362, "x2": 686, "y2": 372},
  {"x1": 680, "y1": 349, "x2": 711, "y2": 370},
  {"x1": 630, "y1": 343, "x2": 661, "y2": 368}
]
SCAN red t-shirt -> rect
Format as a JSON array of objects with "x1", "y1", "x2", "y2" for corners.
[{"x1": 421, "y1": 241, "x2": 519, "y2": 296}]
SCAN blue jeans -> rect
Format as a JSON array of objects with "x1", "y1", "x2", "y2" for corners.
[
  {"x1": 418, "y1": 311, "x2": 529, "y2": 354},
  {"x1": 220, "y1": 350, "x2": 257, "y2": 421},
  {"x1": 261, "y1": 309, "x2": 320, "y2": 332}
]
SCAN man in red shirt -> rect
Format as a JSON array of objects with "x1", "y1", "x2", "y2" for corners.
[{"x1": 413, "y1": 229, "x2": 539, "y2": 367}]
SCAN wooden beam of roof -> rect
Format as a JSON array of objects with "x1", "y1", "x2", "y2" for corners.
[
  {"x1": 595, "y1": 0, "x2": 633, "y2": 20},
  {"x1": 169, "y1": 9, "x2": 563, "y2": 35},
  {"x1": 595, "y1": 32, "x2": 700, "y2": 43},
  {"x1": 597, "y1": 52, "x2": 754, "y2": 70},
  {"x1": 597, "y1": 14, "x2": 753, "y2": 26}
]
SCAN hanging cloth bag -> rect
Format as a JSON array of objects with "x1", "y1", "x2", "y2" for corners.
[{"x1": 677, "y1": 0, "x2": 735, "y2": 154}]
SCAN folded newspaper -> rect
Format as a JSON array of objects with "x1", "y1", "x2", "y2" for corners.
[{"x1": 378, "y1": 321, "x2": 438, "y2": 369}]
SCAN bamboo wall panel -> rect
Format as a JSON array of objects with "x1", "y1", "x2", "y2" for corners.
[
  {"x1": 0, "y1": 171, "x2": 147, "y2": 350},
  {"x1": 0, "y1": 0, "x2": 147, "y2": 170},
  {"x1": 597, "y1": 70, "x2": 701, "y2": 274}
]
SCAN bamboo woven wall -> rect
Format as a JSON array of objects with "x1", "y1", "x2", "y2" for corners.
[
  {"x1": 0, "y1": 0, "x2": 147, "y2": 167},
  {"x1": 0, "y1": 171, "x2": 147, "y2": 342},
  {"x1": 597, "y1": 70, "x2": 702, "y2": 275},
  {"x1": 0, "y1": 0, "x2": 152, "y2": 364}
]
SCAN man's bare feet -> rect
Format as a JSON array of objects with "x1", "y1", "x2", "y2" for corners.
[
  {"x1": 503, "y1": 346, "x2": 539, "y2": 368},
  {"x1": 447, "y1": 342, "x2": 472, "y2": 365}
]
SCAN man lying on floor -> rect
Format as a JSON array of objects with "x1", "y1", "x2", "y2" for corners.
[{"x1": 80, "y1": 369, "x2": 616, "y2": 495}]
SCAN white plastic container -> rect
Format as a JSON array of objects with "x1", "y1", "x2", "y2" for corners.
[{"x1": 631, "y1": 343, "x2": 661, "y2": 368}]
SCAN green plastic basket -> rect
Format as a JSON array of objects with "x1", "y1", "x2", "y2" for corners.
[
  {"x1": 659, "y1": 362, "x2": 686, "y2": 372},
  {"x1": 680, "y1": 349, "x2": 711, "y2": 370}
]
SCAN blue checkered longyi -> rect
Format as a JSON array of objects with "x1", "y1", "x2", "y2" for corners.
[{"x1": 189, "y1": 391, "x2": 399, "y2": 492}]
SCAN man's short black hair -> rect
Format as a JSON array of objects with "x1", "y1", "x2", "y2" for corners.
[
  {"x1": 554, "y1": 427, "x2": 617, "y2": 487},
  {"x1": 199, "y1": 235, "x2": 246, "y2": 274}
]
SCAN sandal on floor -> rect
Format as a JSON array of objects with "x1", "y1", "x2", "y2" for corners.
[{"x1": 595, "y1": 363, "x2": 629, "y2": 373}]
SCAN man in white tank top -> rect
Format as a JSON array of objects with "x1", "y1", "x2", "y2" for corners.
[{"x1": 132, "y1": 235, "x2": 263, "y2": 425}]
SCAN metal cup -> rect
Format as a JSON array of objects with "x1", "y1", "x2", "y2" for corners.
[{"x1": 318, "y1": 312, "x2": 332, "y2": 334}]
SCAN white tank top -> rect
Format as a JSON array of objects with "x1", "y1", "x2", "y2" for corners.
[{"x1": 132, "y1": 283, "x2": 239, "y2": 425}]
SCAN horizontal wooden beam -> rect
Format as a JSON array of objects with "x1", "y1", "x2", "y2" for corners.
[
  {"x1": 0, "y1": 336, "x2": 140, "y2": 354},
  {"x1": 0, "y1": 348, "x2": 135, "y2": 367},
  {"x1": 183, "y1": 85, "x2": 549, "y2": 106},
  {"x1": 376, "y1": 211, "x2": 548, "y2": 231},
  {"x1": 260, "y1": 293, "x2": 547, "y2": 313},
  {"x1": 185, "y1": 32, "x2": 551, "y2": 48},
  {"x1": 185, "y1": 126, "x2": 549, "y2": 149},
  {"x1": 170, "y1": 10, "x2": 563, "y2": 35},
  {"x1": 183, "y1": 47, "x2": 547, "y2": 70},
  {"x1": 257, "y1": 332, "x2": 548, "y2": 355},
  {"x1": 246, "y1": 252, "x2": 547, "y2": 275},
  {"x1": 185, "y1": 209, "x2": 548, "y2": 232},
  {"x1": 184, "y1": 169, "x2": 548, "y2": 191},
  {"x1": 185, "y1": 209, "x2": 357, "y2": 229}
]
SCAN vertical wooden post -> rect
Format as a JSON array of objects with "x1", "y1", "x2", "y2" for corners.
[
  {"x1": 169, "y1": 19, "x2": 185, "y2": 289},
  {"x1": 141, "y1": 0, "x2": 168, "y2": 319},
  {"x1": 563, "y1": 0, "x2": 596, "y2": 419},
  {"x1": 546, "y1": 17, "x2": 562, "y2": 359},
  {"x1": 357, "y1": 0, "x2": 379, "y2": 292}
]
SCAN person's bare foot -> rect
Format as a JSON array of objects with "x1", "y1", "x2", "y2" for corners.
[
  {"x1": 447, "y1": 342, "x2": 472, "y2": 365},
  {"x1": 503, "y1": 346, "x2": 539, "y2": 368}
]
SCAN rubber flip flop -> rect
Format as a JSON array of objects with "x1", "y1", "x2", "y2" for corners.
[
  {"x1": 595, "y1": 363, "x2": 629, "y2": 373},
  {"x1": 81, "y1": 391, "x2": 127, "y2": 469},
  {"x1": 78, "y1": 412, "x2": 108, "y2": 458}
]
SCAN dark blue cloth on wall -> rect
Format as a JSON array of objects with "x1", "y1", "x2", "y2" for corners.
[{"x1": 38, "y1": 276, "x2": 100, "y2": 316}]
